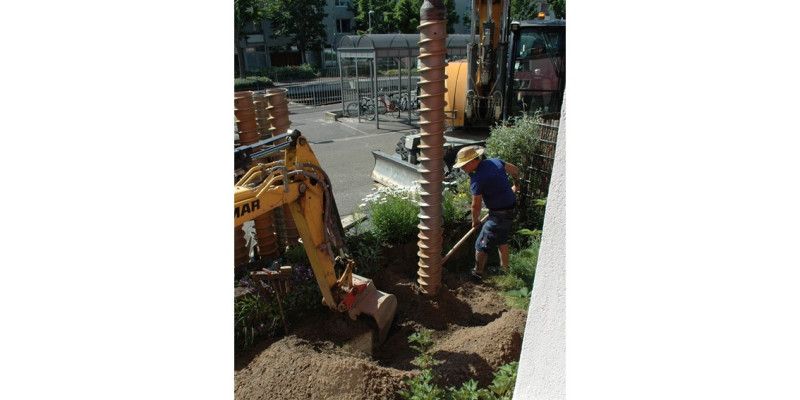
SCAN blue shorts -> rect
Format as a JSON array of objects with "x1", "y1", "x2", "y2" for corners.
[{"x1": 475, "y1": 208, "x2": 516, "y2": 252}]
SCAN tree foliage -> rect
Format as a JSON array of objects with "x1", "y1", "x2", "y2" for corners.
[
  {"x1": 389, "y1": 0, "x2": 459, "y2": 34},
  {"x1": 443, "y1": 0, "x2": 459, "y2": 33},
  {"x1": 550, "y1": 0, "x2": 566, "y2": 19},
  {"x1": 234, "y1": 0, "x2": 267, "y2": 77},
  {"x1": 265, "y1": 0, "x2": 328, "y2": 64},
  {"x1": 510, "y1": 0, "x2": 538, "y2": 21},
  {"x1": 509, "y1": 0, "x2": 566, "y2": 21},
  {"x1": 351, "y1": 0, "x2": 396, "y2": 34},
  {"x1": 235, "y1": 0, "x2": 266, "y2": 40},
  {"x1": 392, "y1": 0, "x2": 422, "y2": 33}
]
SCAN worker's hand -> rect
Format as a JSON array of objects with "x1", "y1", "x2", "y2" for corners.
[
  {"x1": 472, "y1": 219, "x2": 481, "y2": 228},
  {"x1": 512, "y1": 184, "x2": 519, "y2": 197}
]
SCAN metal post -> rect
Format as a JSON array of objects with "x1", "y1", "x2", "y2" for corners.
[
  {"x1": 373, "y1": 55, "x2": 379, "y2": 129},
  {"x1": 355, "y1": 56, "x2": 361, "y2": 121},
  {"x1": 407, "y1": 57, "x2": 412, "y2": 120},
  {"x1": 339, "y1": 50, "x2": 345, "y2": 117}
]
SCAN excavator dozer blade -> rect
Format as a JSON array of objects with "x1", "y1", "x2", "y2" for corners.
[
  {"x1": 370, "y1": 150, "x2": 421, "y2": 190},
  {"x1": 348, "y1": 274, "x2": 398, "y2": 344}
]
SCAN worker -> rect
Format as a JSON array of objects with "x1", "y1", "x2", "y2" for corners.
[{"x1": 453, "y1": 146, "x2": 520, "y2": 281}]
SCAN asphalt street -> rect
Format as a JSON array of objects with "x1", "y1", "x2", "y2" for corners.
[{"x1": 282, "y1": 102, "x2": 419, "y2": 219}]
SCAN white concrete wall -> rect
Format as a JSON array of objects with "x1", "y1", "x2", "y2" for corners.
[{"x1": 513, "y1": 96, "x2": 566, "y2": 399}]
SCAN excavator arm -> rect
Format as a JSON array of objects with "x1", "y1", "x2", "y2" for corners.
[{"x1": 234, "y1": 130, "x2": 397, "y2": 343}]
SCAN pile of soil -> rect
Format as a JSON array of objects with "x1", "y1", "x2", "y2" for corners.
[{"x1": 234, "y1": 259, "x2": 527, "y2": 400}]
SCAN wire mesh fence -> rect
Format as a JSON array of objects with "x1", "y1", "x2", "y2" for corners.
[{"x1": 517, "y1": 118, "x2": 560, "y2": 229}]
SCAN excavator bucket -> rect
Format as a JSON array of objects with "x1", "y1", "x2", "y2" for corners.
[
  {"x1": 347, "y1": 274, "x2": 398, "y2": 344},
  {"x1": 370, "y1": 150, "x2": 422, "y2": 190}
]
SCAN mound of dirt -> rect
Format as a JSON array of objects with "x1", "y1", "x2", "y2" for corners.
[{"x1": 235, "y1": 260, "x2": 527, "y2": 400}]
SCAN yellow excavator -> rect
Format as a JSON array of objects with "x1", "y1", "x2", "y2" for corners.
[
  {"x1": 445, "y1": 1, "x2": 565, "y2": 128},
  {"x1": 370, "y1": 3, "x2": 564, "y2": 188},
  {"x1": 234, "y1": 130, "x2": 397, "y2": 343}
]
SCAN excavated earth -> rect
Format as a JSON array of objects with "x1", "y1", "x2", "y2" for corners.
[{"x1": 234, "y1": 258, "x2": 528, "y2": 400}]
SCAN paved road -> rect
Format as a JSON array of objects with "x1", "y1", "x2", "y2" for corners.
[{"x1": 282, "y1": 103, "x2": 419, "y2": 218}]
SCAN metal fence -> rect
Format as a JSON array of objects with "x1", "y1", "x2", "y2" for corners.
[
  {"x1": 517, "y1": 118, "x2": 561, "y2": 229},
  {"x1": 241, "y1": 65, "x2": 421, "y2": 108}
]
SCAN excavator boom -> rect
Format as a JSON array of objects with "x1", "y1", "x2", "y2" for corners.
[{"x1": 235, "y1": 130, "x2": 397, "y2": 343}]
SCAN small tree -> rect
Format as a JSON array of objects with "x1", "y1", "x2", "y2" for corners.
[
  {"x1": 510, "y1": 0, "x2": 539, "y2": 21},
  {"x1": 392, "y1": 0, "x2": 423, "y2": 33},
  {"x1": 391, "y1": 0, "x2": 458, "y2": 34},
  {"x1": 234, "y1": 0, "x2": 267, "y2": 78},
  {"x1": 265, "y1": 0, "x2": 328, "y2": 65},
  {"x1": 351, "y1": 0, "x2": 396, "y2": 34},
  {"x1": 443, "y1": 0, "x2": 459, "y2": 34},
  {"x1": 550, "y1": 0, "x2": 566, "y2": 19}
]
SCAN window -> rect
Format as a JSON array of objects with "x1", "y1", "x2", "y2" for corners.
[
  {"x1": 335, "y1": 0, "x2": 349, "y2": 7},
  {"x1": 336, "y1": 19, "x2": 352, "y2": 33}
]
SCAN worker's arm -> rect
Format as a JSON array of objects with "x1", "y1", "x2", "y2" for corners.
[
  {"x1": 504, "y1": 162, "x2": 520, "y2": 194},
  {"x1": 471, "y1": 194, "x2": 483, "y2": 228}
]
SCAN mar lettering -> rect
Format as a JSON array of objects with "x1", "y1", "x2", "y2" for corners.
[{"x1": 235, "y1": 200, "x2": 260, "y2": 219}]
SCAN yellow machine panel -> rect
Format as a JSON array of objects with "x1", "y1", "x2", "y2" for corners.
[{"x1": 444, "y1": 60, "x2": 468, "y2": 128}]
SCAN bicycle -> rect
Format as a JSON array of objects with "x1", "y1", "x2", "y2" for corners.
[
  {"x1": 397, "y1": 91, "x2": 421, "y2": 116},
  {"x1": 345, "y1": 97, "x2": 376, "y2": 120},
  {"x1": 375, "y1": 90, "x2": 402, "y2": 118}
]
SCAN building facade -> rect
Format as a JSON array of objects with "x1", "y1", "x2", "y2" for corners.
[{"x1": 238, "y1": 0, "x2": 554, "y2": 73}]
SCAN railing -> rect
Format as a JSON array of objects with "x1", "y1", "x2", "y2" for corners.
[{"x1": 238, "y1": 65, "x2": 421, "y2": 108}]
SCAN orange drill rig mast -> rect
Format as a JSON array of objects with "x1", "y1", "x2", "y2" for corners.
[{"x1": 448, "y1": 0, "x2": 511, "y2": 128}]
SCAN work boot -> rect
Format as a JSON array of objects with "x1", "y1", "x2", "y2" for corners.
[{"x1": 470, "y1": 269, "x2": 483, "y2": 282}]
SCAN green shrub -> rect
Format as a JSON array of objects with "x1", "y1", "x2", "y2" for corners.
[
  {"x1": 234, "y1": 293, "x2": 280, "y2": 349},
  {"x1": 234, "y1": 76, "x2": 274, "y2": 91},
  {"x1": 246, "y1": 65, "x2": 320, "y2": 81},
  {"x1": 486, "y1": 114, "x2": 542, "y2": 168},
  {"x1": 283, "y1": 244, "x2": 309, "y2": 265},
  {"x1": 234, "y1": 264, "x2": 321, "y2": 350},
  {"x1": 507, "y1": 228, "x2": 541, "y2": 287},
  {"x1": 380, "y1": 68, "x2": 418, "y2": 76},
  {"x1": 442, "y1": 176, "x2": 472, "y2": 230},
  {"x1": 487, "y1": 115, "x2": 551, "y2": 229},
  {"x1": 398, "y1": 329, "x2": 445, "y2": 400},
  {"x1": 491, "y1": 228, "x2": 541, "y2": 309},
  {"x1": 493, "y1": 273, "x2": 527, "y2": 292},
  {"x1": 346, "y1": 229, "x2": 385, "y2": 278},
  {"x1": 398, "y1": 329, "x2": 520, "y2": 400},
  {"x1": 501, "y1": 285, "x2": 531, "y2": 310},
  {"x1": 362, "y1": 186, "x2": 420, "y2": 244}
]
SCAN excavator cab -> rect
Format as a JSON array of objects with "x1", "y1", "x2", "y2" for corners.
[{"x1": 507, "y1": 20, "x2": 565, "y2": 120}]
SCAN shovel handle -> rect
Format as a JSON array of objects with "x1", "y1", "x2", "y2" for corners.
[{"x1": 442, "y1": 214, "x2": 490, "y2": 265}]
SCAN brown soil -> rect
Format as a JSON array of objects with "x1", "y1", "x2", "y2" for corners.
[{"x1": 234, "y1": 259, "x2": 527, "y2": 400}]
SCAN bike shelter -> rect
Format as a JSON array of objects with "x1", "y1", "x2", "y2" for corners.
[{"x1": 336, "y1": 34, "x2": 470, "y2": 128}]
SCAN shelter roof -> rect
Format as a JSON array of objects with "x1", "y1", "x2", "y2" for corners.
[{"x1": 336, "y1": 34, "x2": 472, "y2": 59}]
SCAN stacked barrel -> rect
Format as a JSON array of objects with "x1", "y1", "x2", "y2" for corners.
[
  {"x1": 252, "y1": 92, "x2": 272, "y2": 141},
  {"x1": 265, "y1": 89, "x2": 300, "y2": 247},
  {"x1": 235, "y1": 91, "x2": 280, "y2": 264}
]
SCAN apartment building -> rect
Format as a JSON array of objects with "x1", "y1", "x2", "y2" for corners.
[{"x1": 238, "y1": 0, "x2": 553, "y2": 73}]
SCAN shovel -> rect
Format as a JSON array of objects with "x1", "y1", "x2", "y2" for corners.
[{"x1": 442, "y1": 214, "x2": 489, "y2": 265}]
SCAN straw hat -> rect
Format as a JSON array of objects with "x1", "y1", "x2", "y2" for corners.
[{"x1": 453, "y1": 146, "x2": 485, "y2": 168}]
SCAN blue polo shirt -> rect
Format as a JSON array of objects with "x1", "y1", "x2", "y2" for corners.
[{"x1": 470, "y1": 158, "x2": 516, "y2": 210}]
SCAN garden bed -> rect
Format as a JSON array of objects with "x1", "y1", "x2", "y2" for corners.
[{"x1": 234, "y1": 258, "x2": 527, "y2": 400}]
